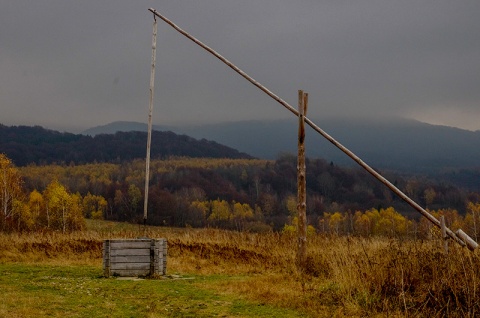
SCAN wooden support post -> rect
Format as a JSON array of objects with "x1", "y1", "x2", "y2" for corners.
[
  {"x1": 296, "y1": 90, "x2": 308, "y2": 272},
  {"x1": 103, "y1": 240, "x2": 111, "y2": 277},
  {"x1": 440, "y1": 216, "x2": 448, "y2": 255}
]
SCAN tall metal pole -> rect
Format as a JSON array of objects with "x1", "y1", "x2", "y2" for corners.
[{"x1": 144, "y1": 14, "x2": 157, "y2": 226}]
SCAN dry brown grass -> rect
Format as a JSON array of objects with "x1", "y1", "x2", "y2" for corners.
[{"x1": 1, "y1": 220, "x2": 479, "y2": 317}]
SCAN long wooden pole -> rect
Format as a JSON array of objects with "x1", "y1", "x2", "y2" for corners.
[
  {"x1": 297, "y1": 90, "x2": 308, "y2": 271},
  {"x1": 148, "y1": 8, "x2": 476, "y2": 250},
  {"x1": 143, "y1": 15, "x2": 157, "y2": 226}
]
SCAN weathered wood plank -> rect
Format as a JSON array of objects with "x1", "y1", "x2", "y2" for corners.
[
  {"x1": 110, "y1": 241, "x2": 151, "y2": 249},
  {"x1": 109, "y1": 269, "x2": 151, "y2": 277},
  {"x1": 110, "y1": 262, "x2": 151, "y2": 271},
  {"x1": 109, "y1": 249, "x2": 151, "y2": 257},
  {"x1": 110, "y1": 255, "x2": 152, "y2": 263}
]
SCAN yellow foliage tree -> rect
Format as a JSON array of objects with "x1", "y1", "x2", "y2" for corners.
[
  {"x1": 354, "y1": 210, "x2": 372, "y2": 236},
  {"x1": 208, "y1": 199, "x2": 232, "y2": 222},
  {"x1": 82, "y1": 192, "x2": 107, "y2": 220},
  {"x1": 43, "y1": 180, "x2": 85, "y2": 232},
  {"x1": 12, "y1": 199, "x2": 32, "y2": 232},
  {"x1": 329, "y1": 212, "x2": 344, "y2": 235},
  {"x1": 375, "y1": 207, "x2": 410, "y2": 237},
  {"x1": 232, "y1": 202, "x2": 254, "y2": 220},
  {"x1": 0, "y1": 154, "x2": 25, "y2": 231}
]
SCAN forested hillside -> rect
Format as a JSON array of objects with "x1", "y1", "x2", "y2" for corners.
[
  {"x1": 0, "y1": 124, "x2": 252, "y2": 166},
  {"x1": 2, "y1": 124, "x2": 479, "y2": 236},
  {"x1": 83, "y1": 118, "x2": 480, "y2": 173},
  {"x1": 17, "y1": 155, "x2": 479, "y2": 233}
]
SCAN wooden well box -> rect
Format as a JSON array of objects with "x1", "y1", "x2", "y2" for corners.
[{"x1": 103, "y1": 238, "x2": 167, "y2": 277}]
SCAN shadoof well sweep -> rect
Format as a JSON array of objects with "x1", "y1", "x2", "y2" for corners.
[
  {"x1": 102, "y1": 16, "x2": 168, "y2": 278},
  {"x1": 104, "y1": 9, "x2": 477, "y2": 277}
]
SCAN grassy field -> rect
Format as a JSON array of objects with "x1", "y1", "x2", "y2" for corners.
[
  {"x1": 1, "y1": 220, "x2": 479, "y2": 317},
  {"x1": 0, "y1": 264, "x2": 305, "y2": 317}
]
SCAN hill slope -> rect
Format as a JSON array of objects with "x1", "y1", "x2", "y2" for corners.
[
  {"x1": 0, "y1": 124, "x2": 252, "y2": 166},
  {"x1": 83, "y1": 117, "x2": 480, "y2": 173}
]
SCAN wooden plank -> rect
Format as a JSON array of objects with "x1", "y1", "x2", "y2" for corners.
[
  {"x1": 110, "y1": 249, "x2": 150, "y2": 257},
  {"x1": 108, "y1": 239, "x2": 152, "y2": 243},
  {"x1": 110, "y1": 269, "x2": 151, "y2": 277},
  {"x1": 110, "y1": 241, "x2": 151, "y2": 249},
  {"x1": 110, "y1": 255, "x2": 151, "y2": 263},
  {"x1": 110, "y1": 262, "x2": 151, "y2": 271}
]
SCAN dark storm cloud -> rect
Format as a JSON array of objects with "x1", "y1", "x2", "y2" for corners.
[{"x1": 1, "y1": 1, "x2": 480, "y2": 131}]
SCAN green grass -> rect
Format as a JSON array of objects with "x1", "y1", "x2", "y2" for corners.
[{"x1": 0, "y1": 263, "x2": 305, "y2": 318}]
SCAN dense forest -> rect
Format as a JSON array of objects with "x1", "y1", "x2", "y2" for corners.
[
  {"x1": 0, "y1": 124, "x2": 251, "y2": 166},
  {"x1": 3, "y1": 154, "x2": 475, "y2": 237}
]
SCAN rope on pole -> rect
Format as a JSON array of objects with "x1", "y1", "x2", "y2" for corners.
[
  {"x1": 143, "y1": 13, "x2": 157, "y2": 226},
  {"x1": 148, "y1": 8, "x2": 477, "y2": 250}
]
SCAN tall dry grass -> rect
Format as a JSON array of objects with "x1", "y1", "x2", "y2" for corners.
[{"x1": 1, "y1": 221, "x2": 479, "y2": 317}]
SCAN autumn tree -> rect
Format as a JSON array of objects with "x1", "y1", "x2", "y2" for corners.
[
  {"x1": 190, "y1": 200, "x2": 209, "y2": 221},
  {"x1": 353, "y1": 210, "x2": 372, "y2": 236},
  {"x1": 208, "y1": 199, "x2": 232, "y2": 224},
  {"x1": 0, "y1": 154, "x2": 25, "y2": 231},
  {"x1": 114, "y1": 184, "x2": 143, "y2": 222},
  {"x1": 7, "y1": 199, "x2": 31, "y2": 232},
  {"x1": 28, "y1": 190, "x2": 45, "y2": 230},
  {"x1": 232, "y1": 201, "x2": 254, "y2": 230},
  {"x1": 43, "y1": 180, "x2": 85, "y2": 232},
  {"x1": 375, "y1": 207, "x2": 411, "y2": 237},
  {"x1": 82, "y1": 192, "x2": 107, "y2": 220}
]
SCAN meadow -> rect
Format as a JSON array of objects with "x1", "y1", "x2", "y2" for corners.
[{"x1": 1, "y1": 220, "x2": 479, "y2": 317}]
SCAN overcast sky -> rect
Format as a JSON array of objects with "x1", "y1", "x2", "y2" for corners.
[{"x1": 1, "y1": 1, "x2": 480, "y2": 132}]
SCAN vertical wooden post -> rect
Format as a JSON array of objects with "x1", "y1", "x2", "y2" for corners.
[
  {"x1": 103, "y1": 240, "x2": 111, "y2": 277},
  {"x1": 297, "y1": 90, "x2": 308, "y2": 272},
  {"x1": 144, "y1": 15, "x2": 158, "y2": 226},
  {"x1": 440, "y1": 216, "x2": 448, "y2": 255}
]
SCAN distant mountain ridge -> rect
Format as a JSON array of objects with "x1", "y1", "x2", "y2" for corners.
[
  {"x1": 82, "y1": 117, "x2": 480, "y2": 173},
  {"x1": 0, "y1": 124, "x2": 252, "y2": 166},
  {"x1": 82, "y1": 121, "x2": 176, "y2": 136}
]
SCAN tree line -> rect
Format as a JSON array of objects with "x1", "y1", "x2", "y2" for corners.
[
  {"x1": 1, "y1": 152, "x2": 479, "y2": 239},
  {"x1": 0, "y1": 124, "x2": 251, "y2": 166}
]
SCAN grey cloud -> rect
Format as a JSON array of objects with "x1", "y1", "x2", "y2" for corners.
[{"x1": 1, "y1": 1, "x2": 480, "y2": 132}]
